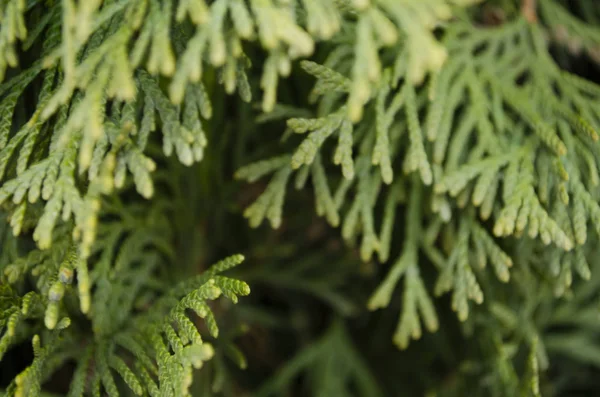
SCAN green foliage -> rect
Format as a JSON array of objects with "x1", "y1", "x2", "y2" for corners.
[
  {"x1": 0, "y1": 191, "x2": 249, "y2": 396},
  {"x1": 2, "y1": 0, "x2": 600, "y2": 395},
  {"x1": 238, "y1": 0, "x2": 600, "y2": 349},
  {"x1": 255, "y1": 320, "x2": 383, "y2": 397}
]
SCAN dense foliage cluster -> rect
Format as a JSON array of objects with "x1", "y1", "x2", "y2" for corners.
[{"x1": 1, "y1": 0, "x2": 600, "y2": 396}]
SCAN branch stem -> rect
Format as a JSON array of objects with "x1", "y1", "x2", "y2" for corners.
[{"x1": 522, "y1": 0, "x2": 538, "y2": 23}]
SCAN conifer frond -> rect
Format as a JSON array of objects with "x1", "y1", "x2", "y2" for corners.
[
  {"x1": 0, "y1": 191, "x2": 249, "y2": 396},
  {"x1": 238, "y1": 0, "x2": 600, "y2": 349}
]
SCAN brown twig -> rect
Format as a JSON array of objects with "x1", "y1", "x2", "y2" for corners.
[{"x1": 522, "y1": 0, "x2": 538, "y2": 23}]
